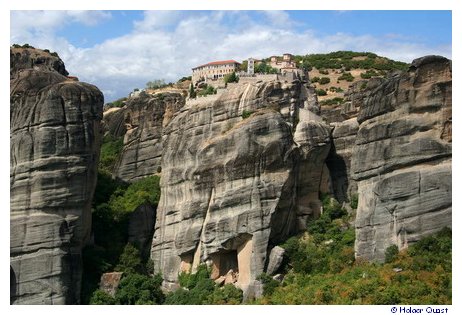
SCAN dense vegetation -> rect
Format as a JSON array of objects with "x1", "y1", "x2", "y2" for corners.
[
  {"x1": 81, "y1": 134, "x2": 163, "y2": 303},
  {"x1": 165, "y1": 265, "x2": 243, "y2": 305},
  {"x1": 82, "y1": 173, "x2": 161, "y2": 303},
  {"x1": 104, "y1": 97, "x2": 128, "y2": 110},
  {"x1": 99, "y1": 135, "x2": 124, "y2": 172},
  {"x1": 251, "y1": 195, "x2": 452, "y2": 304},
  {"x1": 293, "y1": 51, "x2": 408, "y2": 72}
]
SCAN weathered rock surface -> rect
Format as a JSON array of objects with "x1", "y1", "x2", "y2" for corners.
[
  {"x1": 99, "y1": 272, "x2": 123, "y2": 297},
  {"x1": 151, "y1": 79, "x2": 330, "y2": 293},
  {"x1": 10, "y1": 47, "x2": 68, "y2": 78},
  {"x1": 323, "y1": 79, "x2": 388, "y2": 203},
  {"x1": 128, "y1": 204, "x2": 156, "y2": 258},
  {"x1": 10, "y1": 51, "x2": 103, "y2": 304},
  {"x1": 103, "y1": 93, "x2": 185, "y2": 182},
  {"x1": 266, "y1": 246, "x2": 285, "y2": 275},
  {"x1": 352, "y1": 56, "x2": 452, "y2": 261}
]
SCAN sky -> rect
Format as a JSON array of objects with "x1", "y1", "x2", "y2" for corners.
[{"x1": 10, "y1": 10, "x2": 452, "y2": 103}]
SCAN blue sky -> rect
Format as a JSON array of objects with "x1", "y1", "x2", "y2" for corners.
[{"x1": 10, "y1": 10, "x2": 452, "y2": 102}]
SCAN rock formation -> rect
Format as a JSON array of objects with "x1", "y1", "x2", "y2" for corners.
[
  {"x1": 351, "y1": 56, "x2": 452, "y2": 261},
  {"x1": 103, "y1": 92, "x2": 185, "y2": 182},
  {"x1": 150, "y1": 79, "x2": 330, "y2": 294},
  {"x1": 10, "y1": 48, "x2": 103, "y2": 304},
  {"x1": 10, "y1": 47, "x2": 68, "y2": 78}
]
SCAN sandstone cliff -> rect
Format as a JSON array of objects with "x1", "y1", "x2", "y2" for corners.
[
  {"x1": 150, "y1": 79, "x2": 330, "y2": 295},
  {"x1": 10, "y1": 47, "x2": 68, "y2": 78},
  {"x1": 104, "y1": 92, "x2": 185, "y2": 182},
  {"x1": 10, "y1": 49, "x2": 103, "y2": 304},
  {"x1": 351, "y1": 56, "x2": 452, "y2": 261}
]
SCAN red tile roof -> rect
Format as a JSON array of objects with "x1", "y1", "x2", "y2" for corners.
[{"x1": 193, "y1": 60, "x2": 241, "y2": 70}]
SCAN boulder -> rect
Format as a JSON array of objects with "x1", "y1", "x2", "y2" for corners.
[
  {"x1": 266, "y1": 246, "x2": 285, "y2": 275},
  {"x1": 99, "y1": 272, "x2": 123, "y2": 297}
]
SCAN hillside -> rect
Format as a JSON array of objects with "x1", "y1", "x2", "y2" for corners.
[{"x1": 301, "y1": 51, "x2": 408, "y2": 103}]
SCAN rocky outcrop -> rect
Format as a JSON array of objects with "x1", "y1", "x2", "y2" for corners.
[
  {"x1": 100, "y1": 272, "x2": 123, "y2": 297},
  {"x1": 128, "y1": 204, "x2": 156, "y2": 258},
  {"x1": 151, "y1": 79, "x2": 330, "y2": 293},
  {"x1": 351, "y1": 56, "x2": 452, "y2": 261},
  {"x1": 10, "y1": 47, "x2": 68, "y2": 78},
  {"x1": 10, "y1": 49, "x2": 103, "y2": 304},
  {"x1": 103, "y1": 93, "x2": 185, "y2": 182},
  {"x1": 323, "y1": 78, "x2": 388, "y2": 203}
]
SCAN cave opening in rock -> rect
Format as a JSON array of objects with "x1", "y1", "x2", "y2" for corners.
[{"x1": 211, "y1": 250, "x2": 239, "y2": 279}]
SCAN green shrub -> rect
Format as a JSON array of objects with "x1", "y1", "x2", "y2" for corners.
[
  {"x1": 257, "y1": 273, "x2": 280, "y2": 296},
  {"x1": 338, "y1": 72, "x2": 355, "y2": 82},
  {"x1": 224, "y1": 71, "x2": 239, "y2": 83},
  {"x1": 189, "y1": 84, "x2": 196, "y2": 98},
  {"x1": 319, "y1": 97, "x2": 344, "y2": 106},
  {"x1": 178, "y1": 264, "x2": 210, "y2": 290},
  {"x1": 109, "y1": 175, "x2": 160, "y2": 215},
  {"x1": 115, "y1": 243, "x2": 143, "y2": 274},
  {"x1": 99, "y1": 135, "x2": 124, "y2": 172},
  {"x1": 319, "y1": 77, "x2": 331, "y2": 85},
  {"x1": 206, "y1": 284, "x2": 243, "y2": 304},
  {"x1": 115, "y1": 273, "x2": 165, "y2": 305},
  {"x1": 89, "y1": 289, "x2": 116, "y2": 305},
  {"x1": 350, "y1": 194, "x2": 358, "y2": 210},
  {"x1": 385, "y1": 245, "x2": 399, "y2": 263},
  {"x1": 311, "y1": 76, "x2": 320, "y2": 83},
  {"x1": 241, "y1": 109, "x2": 254, "y2": 119},
  {"x1": 316, "y1": 89, "x2": 327, "y2": 96}
]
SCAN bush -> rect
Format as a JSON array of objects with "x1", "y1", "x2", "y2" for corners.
[
  {"x1": 224, "y1": 71, "x2": 239, "y2": 83},
  {"x1": 99, "y1": 135, "x2": 124, "y2": 172},
  {"x1": 257, "y1": 273, "x2": 280, "y2": 296},
  {"x1": 319, "y1": 97, "x2": 344, "y2": 106},
  {"x1": 311, "y1": 76, "x2": 320, "y2": 83},
  {"x1": 338, "y1": 72, "x2": 355, "y2": 82},
  {"x1": 109, "y1": 175, "x2": 160, "y2": 215},
  {"x1": 189, "y1": 84, "x2": 196, "y2": 98},
  {"x1": 89, "y1": 289, "x2": 116, "y2": 305},
  {"x1": 206, "y1": 284, "x2": 243, "y2": 304},
  {"x1": 385, "y1": 245, "x2": 399, "y2": 263},
  {"x1": 316, "y1": 89, "x2": 327, "y2": 96},
  {"x1": 319, "y1": 77, "x2": 331, "y2": 85},
  {"x1": 115, "y1": 243, "x2": 143, "y2": 274},
  {"x1": 178, "y1": 264, "x2": 210, "y2": 290},
  {"x1": 198, "y1": 85, "x2": 217, "y2": 97},
  {"x1": 241, "y1": 109, "x2": 254, "y2": 119},
  {"x1": 115, "y1": 273, "x2": 165, "y2": 305}
]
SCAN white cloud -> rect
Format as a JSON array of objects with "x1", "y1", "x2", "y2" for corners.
[{"x1": 10, "y1": 10, "x2": 452, "y2": 103}]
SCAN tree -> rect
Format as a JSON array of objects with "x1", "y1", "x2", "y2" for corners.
[
  {"x1": 115, "y1": 243, "x2": 143, "y2": 274},
  {"x1": 319, "y1": 77, "x2": 331, "y2": 85},
  {"x1": 115, "y1": 273, "x2": 165, "y2": 305},
  {"x1": 146, "y1": 79, "x2": 167, "y2": 90},
  {"x1": 224, "y1": 71, "x2": 239, "y2": 83},
  {"x1": 89, "y1": 289, "x2": 116, "y2": 305},
  {"x1": 189, "y1": 84, "x2": 196, "y2": 99}
]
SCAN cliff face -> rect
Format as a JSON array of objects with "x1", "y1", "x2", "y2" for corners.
[
  {"x1": 10, "y1": 47, "x2": 69, "y2": 78},
  {"x1": 351, "y1": 56, "x2": 452, "y2": 261},
  {"x1": 10, "y1": 49, "x2": 103, "y2": 304},
  {"x1": 106, "y1": 92, "x2": 185, "y2": 182},
  {"x1": 151, "y1": 80, "x2": 330, "y2": 294}
]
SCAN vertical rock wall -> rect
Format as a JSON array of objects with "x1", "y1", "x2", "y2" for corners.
[
  {"x1": 10, "y1": 63, "x2": 103, "y2": 303},
  {"x1": 351, "y1": 56, "x2": 452, "y2": 261},
  {"x1": 151, "y1": 80, "x2": 330, "y2": 293}
]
